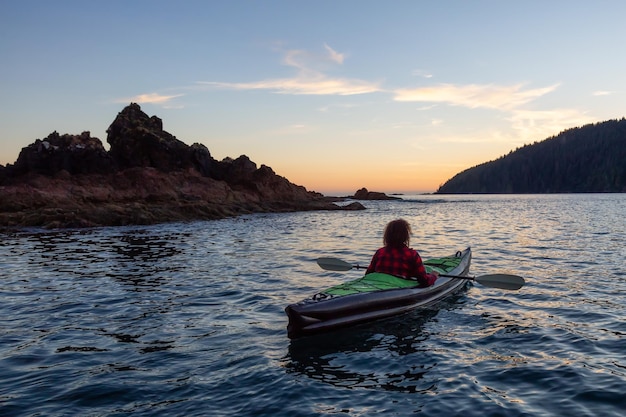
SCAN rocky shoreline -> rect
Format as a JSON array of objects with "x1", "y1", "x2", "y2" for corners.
[
  {"x1": 0, "y1": 104, "x2": 374, "y2": 230},
  {"x1": 0, "y1": 168, "x2": 364, "y2": 229}
]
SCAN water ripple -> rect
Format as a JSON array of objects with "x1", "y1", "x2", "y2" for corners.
[{"x1": 1, "y1": 195, "x2": 625, "y2": 416}]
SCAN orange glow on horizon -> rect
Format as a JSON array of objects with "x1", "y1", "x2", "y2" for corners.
[{"x1": 284, "y1": 165, "x2": 462, "y2": 195}]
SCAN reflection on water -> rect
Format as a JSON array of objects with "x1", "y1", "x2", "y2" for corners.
[
  {"x1": 21, "y1": 227, "x2": 189, "y2": 289},
  {"x1": 1, "y1": 194, "x2": 625, "y2": 417},
  {"x1": 106, "y1": 231, "x2": 185, "y2": 289},
  {"x1": 286, "y1": 315, "x2": 436, "y2": 393},
  {"x1": 286, "y1": 293, "x2": 467, "y2": 393}
]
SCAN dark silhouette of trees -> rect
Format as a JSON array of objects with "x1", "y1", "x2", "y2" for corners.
[{"x1": 436, "y1": 118, "x2": 626, "y2": 193}]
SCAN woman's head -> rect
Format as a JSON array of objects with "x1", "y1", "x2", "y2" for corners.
[{"x1": 383, "y1": 219, "x2": 412, "y2": 247}]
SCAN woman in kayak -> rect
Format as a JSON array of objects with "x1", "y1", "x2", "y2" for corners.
[{"x1": 365, "y1": 219, "x2": 439, "y2": 287}]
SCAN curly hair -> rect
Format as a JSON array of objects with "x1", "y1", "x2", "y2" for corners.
[{"x1": 383, "y1": 219, "x2": 412, "y2": 248}]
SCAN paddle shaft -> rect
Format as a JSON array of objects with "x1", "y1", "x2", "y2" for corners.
[
  {"x1": 345, "y1": 266, "x2": 472, "y2": 282},
  {"x1": 319, "y1": 259, "x2": 473, "y2": 280},
  {"x1": 439, "y1": 273, "x2": 475, "y2": 281},
  {"x1": 315, "y1": 257, "x2": 525, "y2": 290}
]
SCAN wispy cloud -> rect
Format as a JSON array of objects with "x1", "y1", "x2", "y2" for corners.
[
  {"x1": 412, "y1": 69, "x2": 433, "y2": 78},
  {"x1": 508, "y1": 108, "x2": 593, "y2": 140},
  {"x1": 202, "y1": 77, "x2": 380, "y2": 96},
  {"x1": 592, "y1": 90, "x2": 612, "y2": 96},
  {"x1": 393, "y1": 83, "x2": 559, "y2": 111},
  {"x1": 115, "y1": 93, "x2": 184, "y2": 105},
  {"x1": 431, "y1": 108, "x2": 593, "y2": 146},
  {"x1": 199, "y1": 44, "x2": 381, "y2": 96},
  {"x1": 324, "y1": 43, "x2": 344, "y2": 64}
]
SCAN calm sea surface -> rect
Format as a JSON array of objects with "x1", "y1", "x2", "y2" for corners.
[{"x1": 1, "y1": 194, "x2": 625, "y2": 416}]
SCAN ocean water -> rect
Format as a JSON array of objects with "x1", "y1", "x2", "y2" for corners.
[{"x1": 1, "y1": 194, "x2": 625, "y2": 416}]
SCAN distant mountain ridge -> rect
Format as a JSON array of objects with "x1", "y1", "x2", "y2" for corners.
[{"x1": 436, "y1": 119, "x2": 626, "y2": 193}]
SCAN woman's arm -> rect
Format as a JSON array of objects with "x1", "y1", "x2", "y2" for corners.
[{"x1": 411, "y1": 250, "x2": 438, "y2": 286}]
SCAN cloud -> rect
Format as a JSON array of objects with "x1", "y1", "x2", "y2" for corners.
[
  {"x1": 592, "y1": 90, "x2": 612, "y2": 96},
  {"x1": 412, "y1": 69, "x2": 433, "y2": 78},
  {"x1": 508, "y1": 108, "x2": 593, "y2": 141},
  {"x1": 199, "y1": 44, "x2": 382, "y2": 96},
  {"x1": 282, "y1": 49, "x2": 310, "y2": 72},
  {"x1": 432, "y1": 108, "x2": 593, "y2": 146},
  {"x1": 324, "y1": 43, "x2": 345, "y2": 64},
  {"x1": 201, "y1": 77, "x2": 381, "y2": 96},
  {"x1": 116, "y1": 93, "x2": 184, "y2": 104},
  {"x1": 393, "y1": 83, "x2": 559, "y2": 110}
]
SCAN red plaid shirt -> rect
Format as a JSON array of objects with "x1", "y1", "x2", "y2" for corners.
[{"x1": 366, "y1": 245, "x2": 437, "y2": 286}]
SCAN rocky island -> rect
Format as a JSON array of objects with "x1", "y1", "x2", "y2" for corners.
[
  {"x1": 0, "y1": 104, "x2": 364, "y2": 229},
  {"x1": 350, "y1": 188, "x2": 402, "y2": 200}
]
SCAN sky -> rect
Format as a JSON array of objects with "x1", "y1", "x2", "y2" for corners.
[{"x1": 2, "y1": 1, "x2": 626, "y2": 194}]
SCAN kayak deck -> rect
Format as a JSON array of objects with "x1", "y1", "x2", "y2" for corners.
[
  {"x1": 286, "y1": 247, "x2": 471, "y2": 339},
  {"x1": 321, "y1": 254, "x2": 467, "y2": 296}
]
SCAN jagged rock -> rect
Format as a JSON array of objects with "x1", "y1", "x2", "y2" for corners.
[
  {"x1": 189, "y1": 143, "x2": 221, "y2": 179},
  {"x1": 215, "y1": 156, "x2": 322, "y2": 202},
  {"x1": 10, "y1": 131, "x2": 114, "y2": 176},
  {"x1": 0, "y1": 169, "x2": 346, "y2": 229},
  {"x1": 223, "y1": 155, "x2": 259, "y2": 182},
  {"x1": 353, "y1": 187, "x2": 401, "y2": 200},
  {"x1": 250, "y1": 164, "x2": 318, "y2": 201},
  {"x1": 105, "y1": 104, "x2": 260, "y2": 185},
  {"x1": 0, "y1": 103, "x2": 356, "y2": 228},
  {"x1": 343, "y1": 202, "x2": 366, "y2": 210},
  {"x1": 106, "y1": 103, "x2": 200, "y2": 172}
]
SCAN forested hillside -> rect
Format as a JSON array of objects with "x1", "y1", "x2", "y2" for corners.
[{"x1": 436, "y1": 118, "x2": 626, "y2": 193}]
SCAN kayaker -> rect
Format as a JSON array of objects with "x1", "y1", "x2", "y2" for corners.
[{"x1": 365, "y1": 219, "x2": 439, "y2": 286}]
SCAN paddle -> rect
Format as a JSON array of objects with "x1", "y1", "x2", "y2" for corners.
[{"x1": 316, "y1": 257, "x2": 525, "y2": 290}]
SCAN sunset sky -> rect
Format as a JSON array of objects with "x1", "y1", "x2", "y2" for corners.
[{"x1": 2, "y1": 1, "x2": 626, "y2": 194}]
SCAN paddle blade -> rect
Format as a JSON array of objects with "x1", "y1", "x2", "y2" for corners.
[
  {"x1": 475, "y1": 274, "x2": 525, "y2": 290},
  {"x1": 316, "y1": 257, "x2": 354, "y2": 271}
]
